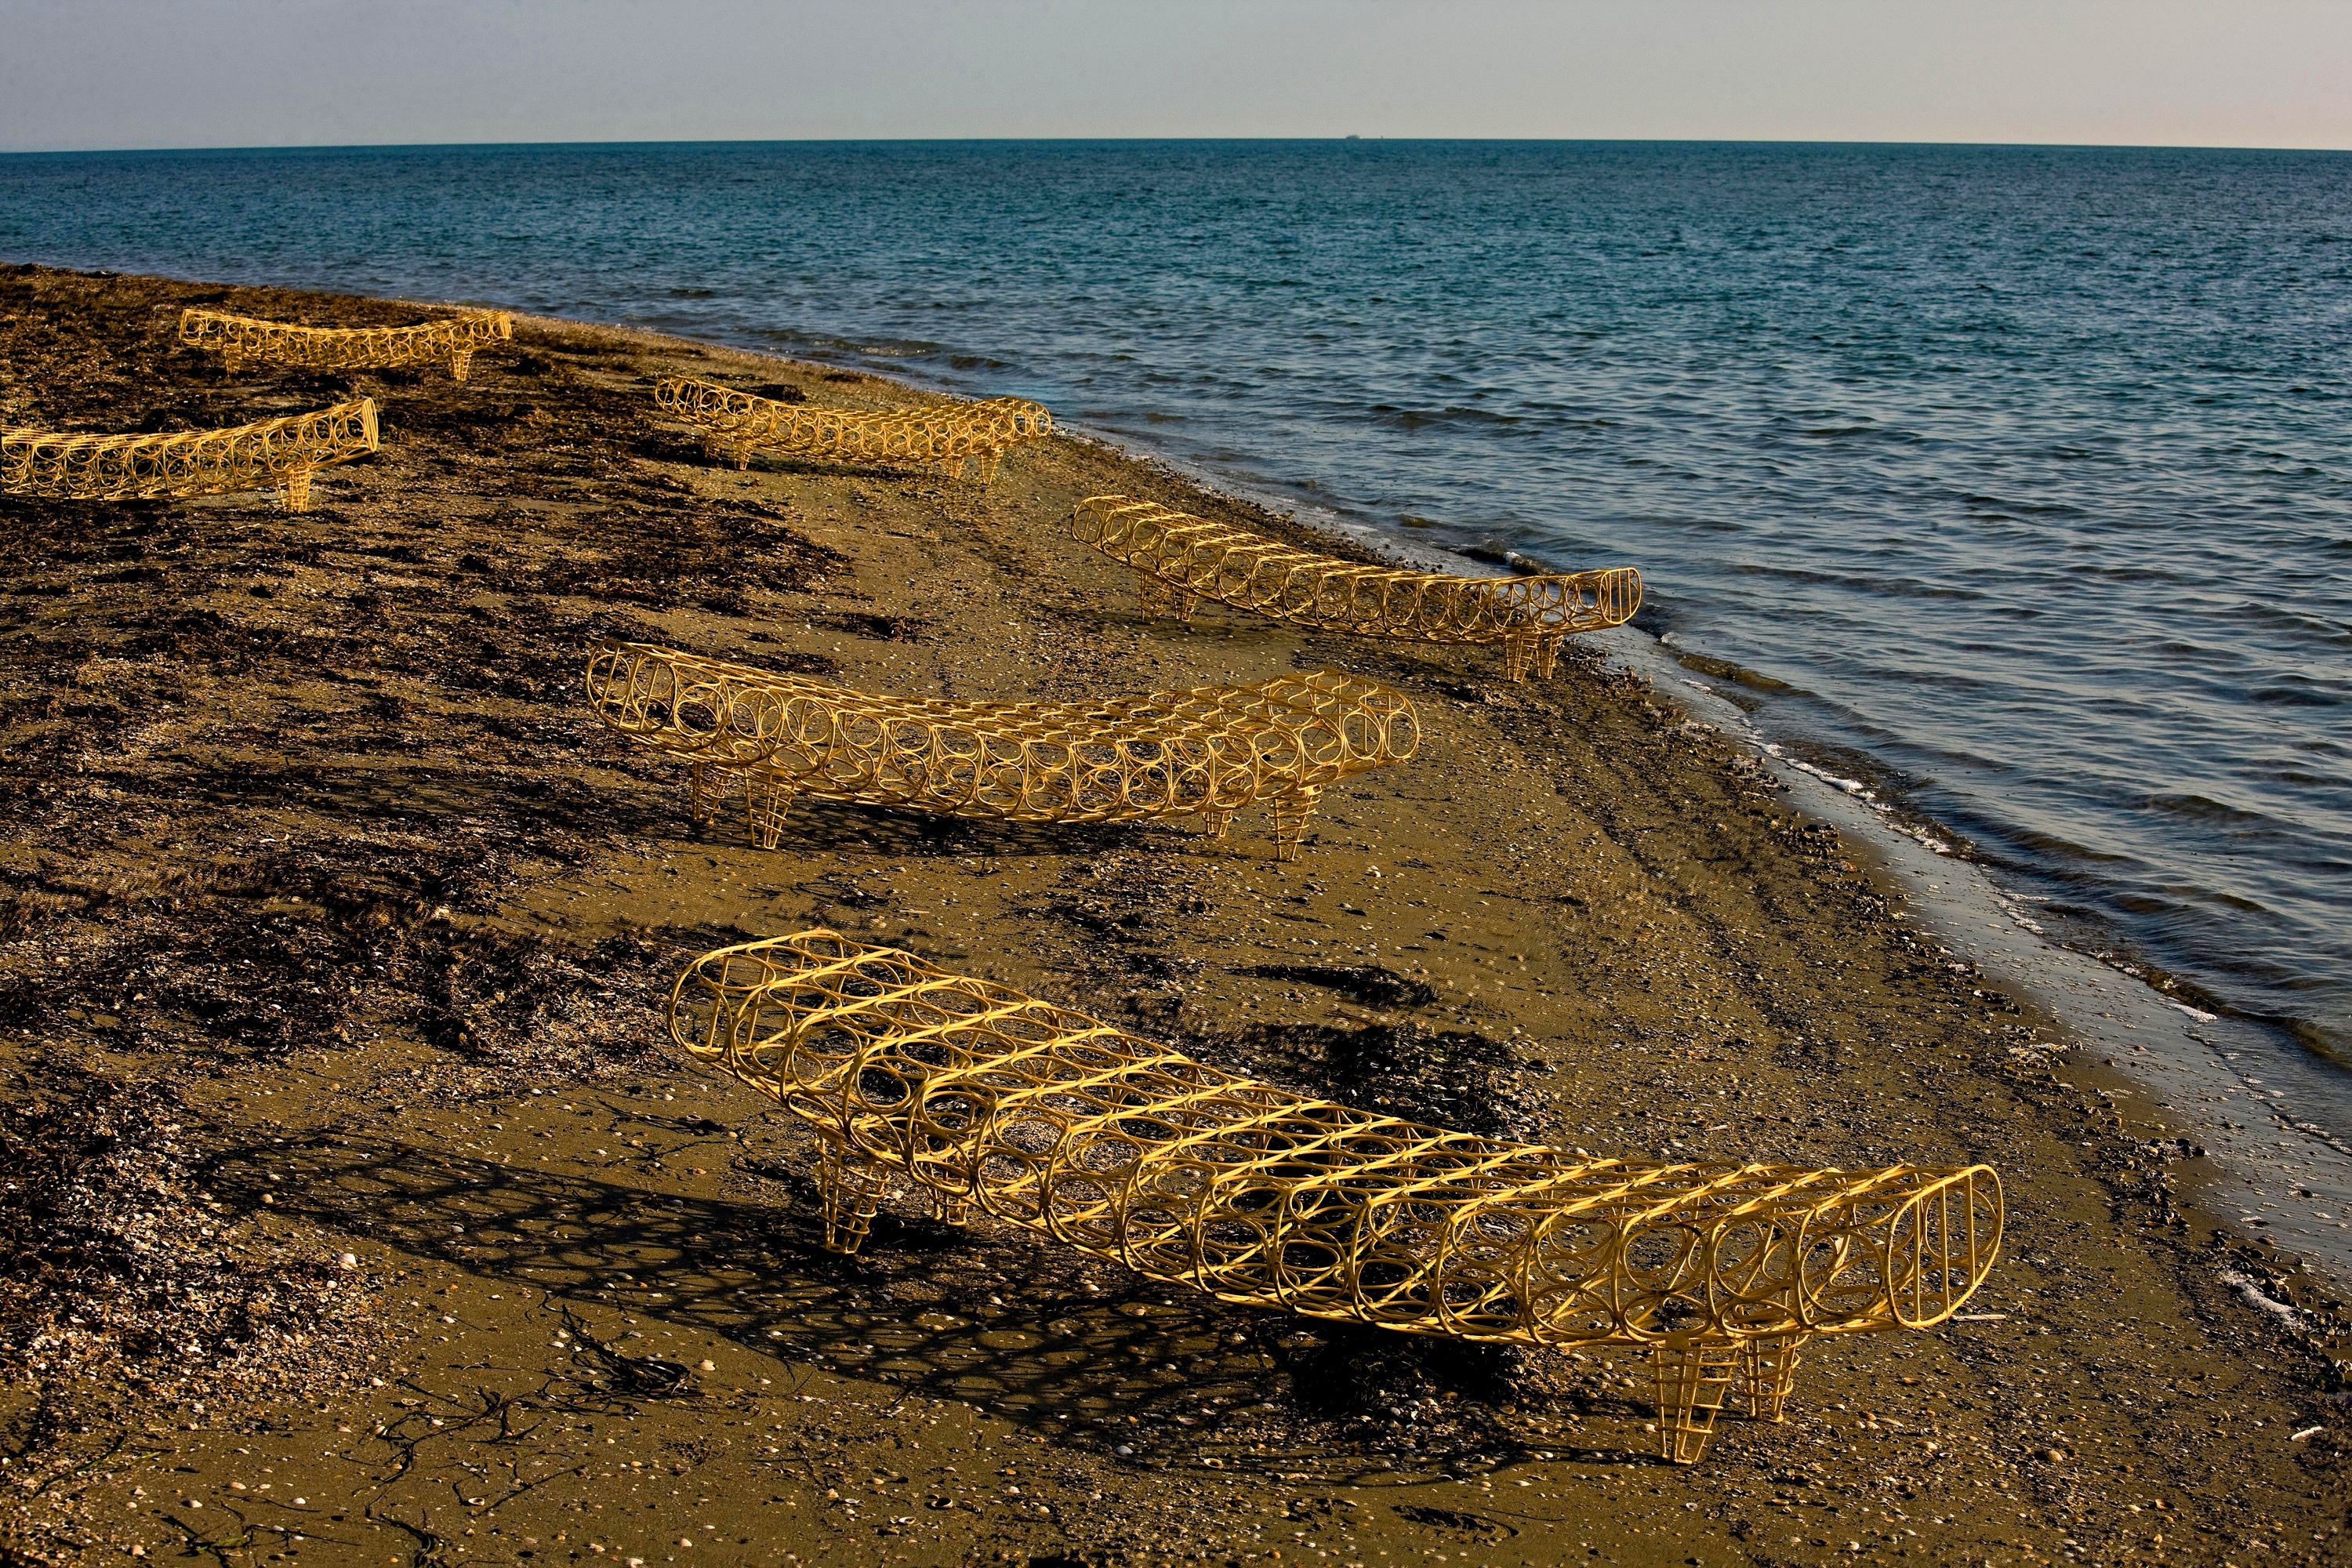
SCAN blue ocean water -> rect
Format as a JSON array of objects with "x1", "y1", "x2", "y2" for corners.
[{"x1": 3, "y1": 139, "x2": 2347, "y2": 1068}]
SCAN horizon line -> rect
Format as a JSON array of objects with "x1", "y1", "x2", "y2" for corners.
[{"x1": 5, "y1": 133, "x2": 2350, "y2": 158}]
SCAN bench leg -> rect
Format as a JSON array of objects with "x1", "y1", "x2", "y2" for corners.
[
  {"x1": 1131, "y1": 570, "x2": 1170, "y2": 619},
  {"x1": 816, "y1": 1142, "x2": 888, "y2": 1255},
  {"x1": 746, "y1": 771, "x2": 796, "y2": 850},
  {"x1": 1537, "y1": 636, "x2": 1564, "y2": 681},
  {"x1": 220, "y1": 354, "x2": 245, "y2": 377},
  {"x1": 1504, "y1": 633, "x2": 1537, "y2": 684},
  {"x1": 1170, "y1": 588, "x2": 1201, "y2": 625},
  {"x1": 1201, "y1": 808, "x2": 1235, "y2": 840},
  {"x1": 1737, "y1": 1334, "x2": 1807, "y2": 1423},
  {"x1": 1650, "y1": 1338, "x2": 1740, "y2": 1465},
  {"x1": 931, "y1": 1185, "x2": 971, "y2": 1226},
  {"x1": 975, "y1": 451, "x2": 1002, "y2": 486},
  {"x1": 688, "y1": 763, "x2": 740, "y2": 830},
  {"x1": 448, "y1": 348, "x2": 475, "y2": 383},
  {"x1": 281, "y1": 468, "x2": 314, "y2": 513},
  {"x1": 1269, "y1": 786, "x2": 1323, "y2": 862}
]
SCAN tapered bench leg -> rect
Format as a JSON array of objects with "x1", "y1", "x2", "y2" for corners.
[
  {"x1": 931, "y1": 1186, "x2": 971, "y2": 1226},
  {"x1": 975, "y1": 451, "x2": 1002, "y2": 486},
  {"x1": 1169, "y1": 588, "x2": 1201, "y2": 625},
  {"x1": 1133, "y1": 571, "x2": 1171, "y2": 619},
  {"x1": 1270, "y1": 786, "x2": 1323, "y2": 862},
  {"x1": 1200, "y1": 809, "x2": 1235, "y2": 840},
  {"x1": 746, "y1": 771, "x2": 797, "y2": 850},
  {"x1": 688, "y1": 763, "x2": 742, "y2": 830},
  {"x1": 1537, "y1": 637, "x2": 1565, "y2": 680},
  {"x1": 1504, "y1": 633, "x2": 1537, "y2": 684},
  {"x1": 1737, "y1": 1334, "x2": 1807, "y2": 1423},
  {"x1": 281, "y1": 468, "x2": 314, "y2": 513},
  {"x1": 448, "y1": 348, "x2": 476, "y2": 383},
  {"x1": 816, "y1": 1142, "x2": 889, "y2": 1254},
  {"x1": 1650, "y1": 1338, "x2": 1740, "y2": 1465}
]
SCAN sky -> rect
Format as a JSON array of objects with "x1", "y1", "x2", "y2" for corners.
[{"x1": 2, "y1": 0, "x2": 2348, "y2": 154}]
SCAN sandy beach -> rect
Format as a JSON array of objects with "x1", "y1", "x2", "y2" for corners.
[{"x1": 1, "y1": 263, "x2": 2345, "y2": 1566}]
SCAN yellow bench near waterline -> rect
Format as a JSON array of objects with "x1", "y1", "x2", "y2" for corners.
[
  {"x1": 2, "y1": 397, "x2": 379, "y2": 513},
  {"x1": 653, "y1": 376, "x2": 1053, "y2": 485},
  {"x1": 668, "y1": 929, "x2": 2004, "y2": 1465},
  {"x1": 584, "y1": 639, "x2": 1417, "y2": 862},
  {"x1": 1072, "y1": 493, "x2": 1642, "y2": 682},
  {"x1": 178, "y1": 307, "x2": 513, "y2": 382}
]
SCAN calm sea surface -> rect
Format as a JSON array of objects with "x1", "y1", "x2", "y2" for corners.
[{"x1": 4, "y1": 140, "x2": 2347, "y2": 1069}]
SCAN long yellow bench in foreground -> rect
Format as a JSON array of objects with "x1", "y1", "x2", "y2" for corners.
[
  {"x1": 178, "y1": 307, "x2": 513, "y2": 382},
  {"x1": 669, "y1": 931, "x2": 2004, "y2": 1464},
  {"x1": 2, "y1": 397, "x2": 379, "y2": 513},
  {"x1": 1072, "y1": 494, "x2": 1642, "y2": 683},
  {"x1": 585, "y1": 640, "x2": 1417, "y2": 861},
  {"x1": 653, "y1": 376, "x2": 1052, "y2": 485}
]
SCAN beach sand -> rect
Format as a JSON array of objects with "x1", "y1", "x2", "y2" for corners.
[{"x1": 1, "y1": 263, "x2": 2344, "y2": 1566}]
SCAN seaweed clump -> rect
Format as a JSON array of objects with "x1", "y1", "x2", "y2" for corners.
[{"x1": 0, "y1": 1057, "x2": 376, "y2": 1416}]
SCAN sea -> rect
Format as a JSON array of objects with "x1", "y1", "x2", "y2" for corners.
[{"x1": 3, "y1": 138, "x2": 2347, "y2": 1106}]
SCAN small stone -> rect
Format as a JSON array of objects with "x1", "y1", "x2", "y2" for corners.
[
  {"x1": 699, "y1": 1359, "x2": 716, "y2": 1371},
  {"x1": 338, "y1": 1253, "x2": 359, "y2": 1269},
  {"x1": 2042, "y1": 1447, "x2": 2067, "y2": 1464}
]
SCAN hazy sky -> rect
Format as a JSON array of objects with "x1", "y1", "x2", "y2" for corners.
[{"x1": 3, "y1": 0, "x2": 2347, "y2": 154}]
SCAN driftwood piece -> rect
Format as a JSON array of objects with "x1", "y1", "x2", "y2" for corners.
[
  {"x1": 2, "y1": 397, "x2": 379, "y2": 513},
  {"x1": 178, "y1": 307, "x2": 513, "y2": 382},
  {"x1": 1071, "y1": 494, "x2": 1642, "y2": 682},
  {"x1": 669, "y1": 931, "x2": 2004, "y2": 1465},
  {"x1": 586, "y1": 640, "x2": 1417, "y2": 861},
  {"x1": 652, "y1": 376, "x2": 1052, "y2": 485}
]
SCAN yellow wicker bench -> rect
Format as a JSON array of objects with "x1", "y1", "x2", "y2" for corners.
[
  {"x1": 178, "y1": 307, "x2": 512, "y2": 383},
  {"x1": 653, "y1": 376, "x2": 1053, "y2": 485},
  {"x1": 585, "y1": 640, "x2": 1417, "y2": 861},
  {"x1": 1072, "y1": 494, "x2": 1642, "y2": 682},
  {"x1": 669, "y1": 931, "x2": 2004, "y2": 1464},
  {"x1": 2, "y1": 397, "x2": 379, "y2": 513}
]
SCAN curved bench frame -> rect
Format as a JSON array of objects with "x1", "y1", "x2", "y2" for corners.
[
  {"x1": 1073, "y1": 495, "x2": 1642, "y2": 683},
  {"x1": 653, "y1": 377, "x2": 1053, "y2": 485},
  {"x1": 669, "y1": 931, "x2": 2003, "y2": 1465},
  {"x1": 586, "y1": 640, "x2": 1417, "y2": 861},
  {"x1": 178, "y1": 307, "x2": 513, "y2": 383},
  {"x1": 2, "y1": 397, "x2": 379, "y2": 513}
]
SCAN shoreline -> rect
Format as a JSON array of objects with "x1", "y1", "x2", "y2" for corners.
[{"x1": 2, "y1": 263, "x2": 2346, "y2": 1566}]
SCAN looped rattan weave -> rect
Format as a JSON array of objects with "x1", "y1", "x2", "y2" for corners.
[
  {"x1": 1071, "y1": 494, "x2": 1642, "y2": 683},
  {"x1": 178, "y1": 307, "x2": 513, "y2": 382},
  {"x1": 652, "y1": 376, "x2": 1053, "y2": 485},
  {"x1": 2, "y1": 397, "x2": 379, "y2": 513},
  {"x1": 585, "y1": 640, "x2": 1417, "y2": 861},
  {"x1": 668, "y1": 931, "x2": 2004, "y2": 1465}
]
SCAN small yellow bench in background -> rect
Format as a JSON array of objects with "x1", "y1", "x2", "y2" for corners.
[
  {"x1": 178, "y1": 307, "x2": 513, "y2": 383},
  {"x1": 669, "y1": 930, "x2": 2004, "y2": 1465},
  {"x1": 585, "y1": 639, "x2": 1418, "y2": 861},
  {"x1": 2, "y1": 397, "x2": 379, "y2": 513},
  {"x1": 654, "y1": 376, "x2": 1053, "y2": 485},
  {"x1": 1073, "y1": 494, "x2": 1642, "y2": 682}
]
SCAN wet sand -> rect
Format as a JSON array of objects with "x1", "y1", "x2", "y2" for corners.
[{"x1": 1, "y1": 263, "x2": 2346, "y2": 1566}]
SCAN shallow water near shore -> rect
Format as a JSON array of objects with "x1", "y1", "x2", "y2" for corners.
[{"x1": 2, "y1": 137, "x2": 2347, "y2": 1114}]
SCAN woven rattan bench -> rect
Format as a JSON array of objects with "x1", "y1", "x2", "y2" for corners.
[
  {"x1": 178, "y1": 307, "x2": 513, "y2": 382},
  {"x1": 1072, "y1": 494, "x2": 1642, "y2": 683},
  {"x1": 668, "y1": 931, "x2": 2004, "y2": 1464},
  {"x1": 653, "y1": 376, "x2": 1053, "y2": 485},
  {"x1": 585, "y1": 640, "x2": 1417, "y2": 861},
  {"x1": 2, "y1": 397, "x2": 379, "y2": 513}
]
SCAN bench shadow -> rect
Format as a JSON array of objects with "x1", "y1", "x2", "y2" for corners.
[{"x1": 208, "y1": 1135, "x2": 1650, "y2": 1481}]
